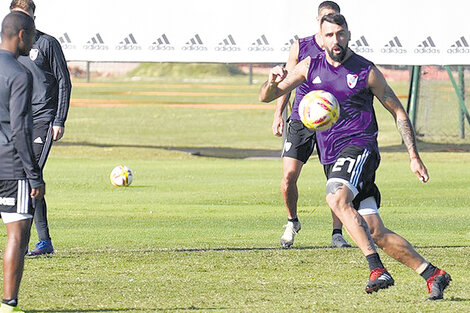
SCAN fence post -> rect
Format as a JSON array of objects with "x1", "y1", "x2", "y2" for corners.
[
  {"x1": 458, "y1": 66, "x2": 465, "y2": 138},
  {"x1": 445, "y1": 66, "x2": 470, "y2": 128},
  {"x1": 86, "y1": 61, "x2": 91, "y2": 83},
  {"x1": 249, "y1": 64, "x2": 253, "y2": 85},
  {"x1": 406, "y1": 65, "x2": 420, "y2": 127}
]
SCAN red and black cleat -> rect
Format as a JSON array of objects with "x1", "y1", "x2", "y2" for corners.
[
  {"x1": 366, "y1": 267, "x2": 395, "y2": 294},
  {"x1": 427, "y1": 269, "x2": 452, "y2": 300}
]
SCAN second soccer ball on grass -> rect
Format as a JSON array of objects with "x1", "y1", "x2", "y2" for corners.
[{"x1": 110, "y1": 165, "x2": 133, "y2": 187}]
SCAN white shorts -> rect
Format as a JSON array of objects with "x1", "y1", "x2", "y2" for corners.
[
  {"x1": 357, "y1": 196, "x2": 379, "y2": 216},
  {"x1": 1, "y1": 212, "x2": 33, "y2": 224}
]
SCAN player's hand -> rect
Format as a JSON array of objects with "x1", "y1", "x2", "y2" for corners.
[
  {"x1": 30, "y1": 185, "x2": 45, "y2": 200},
  {"x1": 272, "y1": 115, "x2": 284, "y2": 136},
  {"x1": 268, "y1": 65, "x2": 287, "y2": 85},
  {"x1": 52, "y1": 126, "x2": 64, "y2": 141},
  {"x1": 410, "y1": 157, "x2": 429, "y2": 183}
]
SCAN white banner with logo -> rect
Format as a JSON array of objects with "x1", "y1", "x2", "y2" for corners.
[{"x1": 1, "y1": 0, "x2": 469, "y2": 65}]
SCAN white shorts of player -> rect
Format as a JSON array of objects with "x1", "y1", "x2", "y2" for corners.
[
  {"x1": 326, "y1": 178, "x2": 378, "y2": 216},
  {"x1": 1, "y1": 212, "x2": 32, "y2": 223}
]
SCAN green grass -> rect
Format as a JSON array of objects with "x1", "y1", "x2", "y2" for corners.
[{"x1": 2, "y1": 77, "x2": 469, "y2": 312}]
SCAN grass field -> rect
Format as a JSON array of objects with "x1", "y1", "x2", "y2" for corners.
[{"x1": 3, "y1": 68, "x2": 470, "y2": 312}]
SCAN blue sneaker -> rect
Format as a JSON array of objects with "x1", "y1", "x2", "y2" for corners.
[{"x1": 27, "y1": 240, "x2": 54, "y2": 256}]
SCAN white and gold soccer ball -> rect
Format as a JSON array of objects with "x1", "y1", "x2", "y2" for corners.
[
  {"x1": 110, "y1": 165, "x2": 133, "y2": 187},
  {"x1": 298, "y1": 90, "x2": 340, "y2": 131}
]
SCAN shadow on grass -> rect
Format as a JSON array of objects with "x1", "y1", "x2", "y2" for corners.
[
  {"x1": 58, "y1": 141, "x2": 470, "y2": 160},
  {"x1": 28, "y1": 307, "x2": 227, "y2": 312},
  {"x1": 34, "y1": 245, "x2": 470, "y2": 258},
  {"x1": 57, "y1": 141, "x2": 281, "y2": 159}
]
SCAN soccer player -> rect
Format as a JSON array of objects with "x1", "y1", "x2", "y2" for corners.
[
  {"x1": 273, "y1": 1, "x2": 351, "y2": 248},
  {"x1": 0, "y1": 11, "x2": 45, "y2": 313},
  {"x1": 10, "y1": 0, "x2": 72, "y2": 256},
  {"x1": 259, "y1": 13, "x2": 451, "y2": 300}
]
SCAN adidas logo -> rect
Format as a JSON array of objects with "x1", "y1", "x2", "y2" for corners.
[
  {"x1": 58, "y1": 32, "x2": 75, "y2": 49},
  {"x1": 116, "y1": 33, "x2": 142, "y2": 50},
  {"x1": 312, "y1": 76, "x2": 322, "y2": 84},
  {"x1": 215, "y1": 34, "x2": 240, "y2": 52},
  {"x1": 350, "y1": 36, "x2": 373, "y2": 53},
  {"x1": 249, "y1": 34, "x2": 273, "y2": 52},
  {"x1": 448, "y1": 36, "x2": 470, "y2": 54},
  {"x1": 149, "y1": 34, "x2": 174, "y2": 51},
  {"x1": 83, "y1": 33, "x2": 108, "y2": 50},
  {"x1": 281, "y1": 35, "x2": 299, "y2": 51},
  {"x1": 381, "y1": 36, "x2": 406, "y2": 54},
  {"x1": 182, "y1": 34, "x2": 207, "y2": 51},
  {"x1": 414, "y1": 36, "x2": 439, "y2": 53}
]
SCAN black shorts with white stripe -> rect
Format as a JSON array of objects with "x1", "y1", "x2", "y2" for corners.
[
  {"x1": 323, "y1": 145, "x2": 381, "y2": 210},
  {"x1": 0, "y1": 180, "x2": 32, "y2": 214}
]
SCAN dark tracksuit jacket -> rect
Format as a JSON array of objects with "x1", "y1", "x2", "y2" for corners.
[
  {"x1": 0, "y1": 50, "x2": 43, "y2": 189},
  {"x1": 18, "y1": 30, "x2": 71, "y2": 127}
]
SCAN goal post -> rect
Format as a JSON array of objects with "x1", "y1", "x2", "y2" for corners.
[{"x1": 407, "y1": 65, "x2": 470, "y2": 142}]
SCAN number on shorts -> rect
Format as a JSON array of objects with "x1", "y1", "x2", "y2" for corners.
[{"x1": 332, "y1": 157, "x2": 356, "y2": 173}]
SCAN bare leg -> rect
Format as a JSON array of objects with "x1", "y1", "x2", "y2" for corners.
[
  {"x1": 3, "y1": 219, "x2": 31, "y2": 300},
  {"x1": 281, "y1": 157, "x2": 303, "y2": 219},
  {"x1": 326, "y1": 187, "x2": 376, "y2": 256},
  {"x1": 331, "y1": 211, "x2": 343, "y2": 230},
  {"x1": 364, "y1": 214, "x2": 426, "y2": 271}
]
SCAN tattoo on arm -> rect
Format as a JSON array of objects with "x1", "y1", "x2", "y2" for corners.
[
  {"x1": 397, "y1": 119, "x2": 418, "y2": 154},
  {"x1": 383, "y1": 85, "x2": 396, "y2": 103}
]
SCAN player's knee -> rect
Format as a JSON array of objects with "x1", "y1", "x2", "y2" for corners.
[
  {"x1": 281, "y1": 171, "x2": 299, "y2": 191},
  {"x1": 325, "y1": 181, "x2": 346, "y2": 208},
  {"x1": 326, "y1": 193, "x2": 346, "y2": 214}
]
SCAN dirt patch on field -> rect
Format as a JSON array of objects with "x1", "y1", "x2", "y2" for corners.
[
  {"x1": 73, "y1": 82, "x2": 255, "y2": 90},
  {"x1": 71, "y1": 98, "x2": 271, "y2": 109},
  {"x1": 161, "y1": 103, "x2": 272, "y2": 109}
]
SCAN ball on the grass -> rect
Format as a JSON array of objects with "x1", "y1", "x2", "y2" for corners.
[{"x1": 110, "y1": 165, "x2": 133, "y2": 187}]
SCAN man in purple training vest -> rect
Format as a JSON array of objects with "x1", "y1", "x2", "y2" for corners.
[
  {"x1": 273, "y1": 1, "x2": 350, "y2": 249},
  {"x1": 260, "y1": 13, "x2": 451, "y2": 300}
]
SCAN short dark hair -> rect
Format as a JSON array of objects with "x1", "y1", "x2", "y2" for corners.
[
  {"x1": 1, "y1": 11, "x2": 35, "y2": 38},
  {"x1": 10, "y1": 0, "x2": 36, "y2": 14},
  {"x1": 321, "y1": 13, "x2": 348, "y2": 29},
  {"x1": 318, "y1": 1, "x2": 340, "y2": 14}
]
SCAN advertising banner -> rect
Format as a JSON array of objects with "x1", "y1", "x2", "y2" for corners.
[{"x1": 1, "y1": 0, "x2": 469, "y2": 65}]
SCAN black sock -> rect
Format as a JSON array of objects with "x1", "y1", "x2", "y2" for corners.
[
  {"x1": 420, "y1": 263, "x2": 437, "y2": 281},
  {"x1": 366, "y1": 253, "x2": 384, "y2": 271},
  {"x1": 332, "y1": 229, "x2": 342, "y2": 236},
  {"x1": 288, "y1": 217, "x2": 299, "y2": 223},
  {"x1": 2, "y1": 299, "x2": 18, "y2": 307}
]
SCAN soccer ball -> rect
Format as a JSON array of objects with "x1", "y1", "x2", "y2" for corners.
[
  {"x1": 298, "y1": 90, "x2": 340, "y2": 131},
  {"x1": 110, "y1": 165, "x2": 133, "y2": 187}
]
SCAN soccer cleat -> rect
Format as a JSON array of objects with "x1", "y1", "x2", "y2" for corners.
[
  {"x1": 366, "y1": 268, "x2": 395, "y2": 293},
  {"x1": 426, "y1": 269, "x2": 452, "y2": 300},
  {"x1": 280, "y1": 220, "x2": 301, "y2": 248},
  {"x1": 0, "y1": 303, "x2": 24, "y2": 313},
  {"x1": 27, "y1": 240, "x2": 54, "y2": 256},
  {"x1": 331, "y1": 233, "x2": 352, "y2": 248}
]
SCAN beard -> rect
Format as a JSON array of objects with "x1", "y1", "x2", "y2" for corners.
[{"x1": 327, "y1": 44, "x2": 347, "y2": 62}]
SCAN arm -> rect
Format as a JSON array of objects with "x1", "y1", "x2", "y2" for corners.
[
  {"x1": 368, "y1": 66, "x2": 429, "y2": 183},
  {"x1": 259, "y1": 56, "x2": 310, "y2": 103},
  {"x1": 48, "y1": 37, "x2": 72, "y2": 141},
  {"x1": 272, "y1": 41, "x2": 299, "y2": 136},
  {"x1": 10, "y1": 72, "x2": 45, "y2": 198}
]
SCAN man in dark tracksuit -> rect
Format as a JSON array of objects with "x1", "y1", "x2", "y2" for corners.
[
  {"x1": 10, "y1": 0, "x2": 72, "y2": 256},
  {"x1": 0, "y1": 11, "x2": 45, "y2": 313}
]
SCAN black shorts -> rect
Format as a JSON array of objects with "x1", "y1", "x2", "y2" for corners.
[
  {"x1": 33, "y1": 120, "x2": 53, "y2": 169},
  {"x1": 323, "y1": 145, "x2": 381, "y2": 210},
  {"x1": 0, "y1": 180, "x2": 32, "y2": 214},
  {"x1": 281, "y1": 119, "x2": 316, "y2": 163}
]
